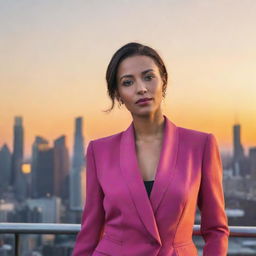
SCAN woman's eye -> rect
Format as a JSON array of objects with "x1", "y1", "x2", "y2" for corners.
[
  {"x1": 145, "y1": 75, "x2": 153, "y2": 80},
  {"x1": 122, "y1": 80, "x2": 133, "y2": 86}
]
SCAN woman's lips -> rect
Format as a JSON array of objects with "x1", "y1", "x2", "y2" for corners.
[{"x1": 136, "y1": 98, "x2": 153, "y2": 105}]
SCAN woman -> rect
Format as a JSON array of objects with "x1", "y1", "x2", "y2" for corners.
[{"x1": 72, "y1": 42, "x2": 230, "y2": 256}]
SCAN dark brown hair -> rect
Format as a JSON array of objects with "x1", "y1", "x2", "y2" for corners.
[{"x1": 103, "y1": 42, "x2": 168, "y2": 113}]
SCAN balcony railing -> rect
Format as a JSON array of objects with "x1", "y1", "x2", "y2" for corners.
[{"x1": 0, "y1": 223, "x2": 256, "y2": 255}]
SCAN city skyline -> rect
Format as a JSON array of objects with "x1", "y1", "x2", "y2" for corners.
[
  {"x1": 1, "y1": 0, "x2": 255, "y2": 157},
  {"x1": 0, "y1": 113, "x2": 254, "y2": 160}
]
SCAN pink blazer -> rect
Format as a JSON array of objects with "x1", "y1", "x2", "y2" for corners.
[{"x1": 72, "y1": 115, "x2": 230, "y2": 256}]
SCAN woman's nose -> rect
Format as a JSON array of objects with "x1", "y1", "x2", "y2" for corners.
[{"x1": 136, "y1": 81, "x2": 148, "y2": 94}]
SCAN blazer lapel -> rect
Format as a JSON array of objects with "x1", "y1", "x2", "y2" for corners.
[
  {"x1": 150, "y1": 115, "x2": 179, "y2": 213},
  {"x1": 119, "y1": 114, "x2": 179, "y2": 244}
]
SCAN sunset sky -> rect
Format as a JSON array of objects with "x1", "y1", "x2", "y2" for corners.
[{"x1": 0, "y1": 0, "x2": 256, "y2": 158}]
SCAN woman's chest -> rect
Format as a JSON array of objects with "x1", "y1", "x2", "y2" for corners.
[{"x1": 135, "y1": 140, "x2": 162, "y2": 181}]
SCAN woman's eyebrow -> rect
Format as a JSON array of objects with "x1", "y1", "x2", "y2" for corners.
[{"x1": 119, "y1": 69, "x2": 154, "y2": 81}]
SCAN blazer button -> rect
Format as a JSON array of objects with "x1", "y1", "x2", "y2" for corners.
[{"x1": 150, "y1": 240, "x2": 157, "y2": 245}]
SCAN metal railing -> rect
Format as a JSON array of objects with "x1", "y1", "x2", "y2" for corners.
[{"x1": 0, "y1": 223, "x2": 256, "y2": 255}]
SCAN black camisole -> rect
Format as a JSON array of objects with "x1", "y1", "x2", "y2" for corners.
[{"x1": 143, "y1": 180, "x2": 154, "y2": 197}]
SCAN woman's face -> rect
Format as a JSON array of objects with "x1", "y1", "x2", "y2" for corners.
[{"x1": 116, "y1": 55, "x2": 164, "y2": 117}]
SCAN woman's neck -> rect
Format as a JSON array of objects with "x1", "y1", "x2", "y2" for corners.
[{"x1": 132, "y1": 113, "x2": 165, "y2": 143}]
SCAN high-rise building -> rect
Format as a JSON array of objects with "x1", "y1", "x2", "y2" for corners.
[
  {"x1": 232, "y1": 124, "x2": 245, "y2": 176},
  {"x1": 233, "y1": 124, "x2": 245, "y2": 161},
  {"x1": 35, "y1": 145, "x2": 54, "y2": 198},
  {"x1": 54, "y1": 135, "x2": 70, "y2": 200},
  {"x1": 0, "y1": 144, "x2": 12, "y2": 193},
  {"x1": 10, "y1": 116, "x2": 27, "y2": 200},
  {"x1": 31, "y1": 136, "x2": 49, "y2": 198},
  {"x1": 31, "y1": 135, "x2": 70, "y2": 200},
  {"x1": 70, "y1": 117, "x2": 85, "y2": 210},
  {"x1": 249, "y1": 147, "x2": 256, "y2": 180}
]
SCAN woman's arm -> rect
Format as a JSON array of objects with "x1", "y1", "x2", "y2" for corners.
[
  {"x1": 197, "y1": 133, "x2": 230, "y2": 256},
  {"x1": 72, "y1": 141, "x2": 105, "y2": 256}
]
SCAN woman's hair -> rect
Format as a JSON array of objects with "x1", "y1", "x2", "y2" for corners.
[{"x1": 103, "y1": 42, "x2": 168, "y2": 113}]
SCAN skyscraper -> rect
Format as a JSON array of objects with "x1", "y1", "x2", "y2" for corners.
[
  {"x1": 36, "y1": 145, "x2": 54, "y2": 198},
  {"x1": 31, "y1": 135, "x2": 70, "y2": 199},
  {"x1": 54, "y1": 135, "x2": 70, "y2": 200},
  {"x1": 31, "y1": 136, "x2": 49, "y2": 198},
  {"x1": 0, "y1": 144, "x2": 12, "y2": 193},
  {"x1": 249, "y1": 147, "x2": 256, "y2": 180},
  {"x1": 233, "y1": 124, "x2": 245, "y2": 176},
  {"x1": 10, "y1": 116, "x2": 27, "y2": 200},
  {"x1": 70, "y1": 117, "x2": 85, "y2": 210}
]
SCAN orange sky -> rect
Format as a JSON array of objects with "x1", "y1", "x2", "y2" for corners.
[{"x1": 0, "y1": 0, "x2": 256, "y2": 158}]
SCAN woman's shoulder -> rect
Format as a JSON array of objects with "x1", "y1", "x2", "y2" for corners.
[
  {"x1": 89, "y1": 130, "x2": 124, "y2": 148},
  {"x1": 177, "y1": 125, "x2": 211, "y2": 145},
  {"x1": 168, "y1": 116, "x2": 210, "y2": 140},
  {"x1": 178, "y1": 125, "x2": 209, "y2": 136}
]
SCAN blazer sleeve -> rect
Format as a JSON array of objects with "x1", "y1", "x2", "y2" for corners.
[
  {"x1": 197, "y1": 133, "x2": 230, "y2": 256},
  {"x1": 72, "y1": 141, "x2": 105, "y2": 256}
]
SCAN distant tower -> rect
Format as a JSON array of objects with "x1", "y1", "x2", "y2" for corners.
[
  {"x1": 0, "y1": 144, "x2": 12, "y2": 193},
  {"x1": 35, "y1": 145, "x2": 54, "y2": 198},
  {"x1": 53, "y1": 135, "x2": 70, "y2": 200},
  {"x1": 31, "y1": 136, "x2": 49, "y2": 198},
  {"x1": 232, "y1": 124, "x2": 245, "y2": 176},
  {"x1": 10, "y1": 116, "x2": 27, "y2": 200},
  {"x1": 70, "y1": 117, "x2": 85, "y2": 210},
  {"x1": 249, "y1": 147, "x2": 256, "y2": 179}
]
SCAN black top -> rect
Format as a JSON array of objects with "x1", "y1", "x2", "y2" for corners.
[{"x1": 143, "y1": 180, "x2": 154, "y2": 197}]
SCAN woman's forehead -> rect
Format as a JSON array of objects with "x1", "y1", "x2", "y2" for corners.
[{"x1": 117, "y1": 55, "x2": 158, "y2": 77}]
